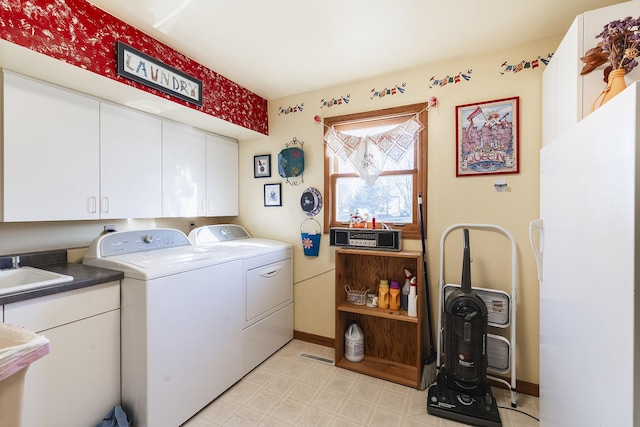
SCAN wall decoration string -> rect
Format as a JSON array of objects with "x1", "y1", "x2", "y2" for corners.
[
  {"x1": 320, "y1": 94, "x2": 350, "y2": 108},
  {"x1": 278, "y1": 103, "x2": 304, "y2": 115},
  {"x1": 278, "y1": 137, "x2": 305, "y2": 186},
  {"x1": 370, "y1": 83, "x2": 406, "y2": 99},
  {"x1": 429, "y1": 69, "x2": 473, "y2": 88},
  {"x1": 500, "y1": 53, "x2": 553, "y2": 74}
]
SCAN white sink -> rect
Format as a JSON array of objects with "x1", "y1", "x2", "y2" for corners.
[{"x1": 0, "y1": 267, "x2": 74, "y2": 296}]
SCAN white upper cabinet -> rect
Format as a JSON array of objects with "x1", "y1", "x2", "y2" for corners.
[
  {"x1": 542, "y1": 1, "x2": 640, "y2": 146},
  {"x1": 541, "y1": 18, "x2": 580, "y2": 148},
  {"x1": 205, "y1": 134, "x2": 238, "y2": 216},
  {"x1": 2, "y1": 71, "x2": 100, "y2": 221},
  {"x1": 2, "y1": 71, "x2": 239, "y2": 221},
  {"x1": 100, "y1": 102, "x2": 162, "y2": 219},
  {"x1": 162, "y1": 121, "x2": 207, "y2": 217}
]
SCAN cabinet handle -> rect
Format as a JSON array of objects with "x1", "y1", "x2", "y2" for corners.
[
  {"x1": 259, "y1": 265, "x2": 283, "y2": 278},
  {"x1": 529, "y1": 219, "x2": 544, "y2": 281},
  {"x1": 88, "y1": 197, "x2": 97, "y2": 214},
  {"x1": 102, "y1": 197, "x2": 110, "y2": 214}
]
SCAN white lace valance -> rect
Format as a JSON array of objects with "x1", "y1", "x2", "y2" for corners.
[{"x1": 324, "y1": 116, "x2": 423, "y2": 185}]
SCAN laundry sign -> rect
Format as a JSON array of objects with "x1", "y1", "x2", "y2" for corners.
[{"x1": 116, "y1": 41, "x2": 203, "y2": 106}]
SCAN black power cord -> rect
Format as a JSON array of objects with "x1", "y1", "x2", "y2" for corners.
[{"x1": 498, "y1": 405, "x2": 540, "y2": 422}]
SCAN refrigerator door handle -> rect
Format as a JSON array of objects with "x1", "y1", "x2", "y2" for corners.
[{"x1": 529, "y1": 219, "x2": 544, "y2": 281}]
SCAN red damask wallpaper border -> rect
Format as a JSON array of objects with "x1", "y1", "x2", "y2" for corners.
[{"x1": 0, "y1": 0, "x2": 268, "y2": 135}]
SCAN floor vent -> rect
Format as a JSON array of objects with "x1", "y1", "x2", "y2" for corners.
[{"x1": 299, "y1": 352, "x2": 335, "y2": 365}]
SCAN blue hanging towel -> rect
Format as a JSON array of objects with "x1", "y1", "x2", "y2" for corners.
[{"x1": 96, "y1": 405, "x2": 131, "y2": 427}]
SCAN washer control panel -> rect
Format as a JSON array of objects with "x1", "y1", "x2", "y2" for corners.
[{"x1": 97, "y1": 229, "x2": 191, "y2": 257}]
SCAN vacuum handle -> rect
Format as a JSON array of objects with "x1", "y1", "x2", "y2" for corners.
[
  {"x1": 461, "y1": 228, "x2": 472, "y2": 293},
  {"x1": 529, "y1": 219, "x2": 544, "y2": 281}
]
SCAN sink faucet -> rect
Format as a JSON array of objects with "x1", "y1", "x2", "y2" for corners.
[{"x1": 11, "y1": 256, "x2": 20, "y2": 269}]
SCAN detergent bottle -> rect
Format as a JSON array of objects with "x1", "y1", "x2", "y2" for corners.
[
  {"x1": 389, "y1": 281, "x2": 401, "y2": 311},
  {"x1": 408, "y1": 277, "x2": 418, "y2": 318},
  {"x1": 378, "y1": 280, "x2": 390, "y2": 310},
  {"x1": 344, "y1": 321, "x2": 364, "y2": 362}
]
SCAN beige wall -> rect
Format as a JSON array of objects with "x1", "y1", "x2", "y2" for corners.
[
  {"x1": 239, "y1": 37, "x2": 560, "y2": 385},
  {"x1": 0, "y1": 36, "x2": 559, "y2": 386}
]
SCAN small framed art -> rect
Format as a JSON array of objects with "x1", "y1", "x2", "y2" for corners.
[
  {"x1": 254, "y1": 154, "x2": 271, "y2": 178},
  {"x1": 264, "y1": 183, "x2": 282, "y2": 207},
  {"x1": 455, "y1": 96, "x2": 519, "y2": 177}
]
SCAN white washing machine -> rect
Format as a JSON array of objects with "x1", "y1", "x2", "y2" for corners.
[
  {"x1": 83, "y1": 228, "x2": 243, "y2": 427},
  {"x1": 189, "y1": 224, "x2": 293, "y2": 375}
]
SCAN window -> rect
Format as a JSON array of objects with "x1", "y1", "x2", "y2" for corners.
[{"x1": 323, "y1": 103, "x2": 428, "y2": 240}]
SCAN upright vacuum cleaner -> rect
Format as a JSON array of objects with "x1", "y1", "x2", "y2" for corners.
[{"x1": 427, "y1": 229, "x2": 501, "y2": 427}]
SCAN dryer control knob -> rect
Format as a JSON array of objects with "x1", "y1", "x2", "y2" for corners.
[{"x1": 142, "y1": 235, "x2": 154, "y2": 244}]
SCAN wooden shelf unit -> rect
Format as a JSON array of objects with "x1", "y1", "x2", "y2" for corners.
[{"x1": 334, "y1": 248, "x2": 427, "y2": 388}]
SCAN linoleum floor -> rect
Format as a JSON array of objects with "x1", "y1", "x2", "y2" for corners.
[{"x1": 182, "y1": 339, "x2": 539, "y2": 427}]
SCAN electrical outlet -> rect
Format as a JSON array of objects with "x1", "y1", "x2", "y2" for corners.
[
  {"x1": 189, "y1": 221, "x2": 196, "y2": 230},
  {"x1": 104, "y1": 224, "x2": 116, "y2": 233}
]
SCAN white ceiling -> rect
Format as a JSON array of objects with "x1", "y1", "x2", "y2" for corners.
[{"x1": 87, "y1": 0, "x2": 625, "y2": 100}]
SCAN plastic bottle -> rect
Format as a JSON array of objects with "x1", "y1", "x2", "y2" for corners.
[
  {"x1": 378, "y1": 280, "x2": 390, "y2": 310},
  {"x1": 389, "y1": 281, "x2": 401, "y2": 311},
  {"x1": 401, "y1": 269, "x2": 412, "y2": 311},
  {"x1": 408, "y1": 277, "x2": 418, "y2": 318},
  {"x1": 344, "y1": 321, "x2": 364, "y2": 362}
]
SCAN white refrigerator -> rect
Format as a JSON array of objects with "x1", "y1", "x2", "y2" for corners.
[{"x1": 531, "y1": 82, "x2": 640, "y2": 426}]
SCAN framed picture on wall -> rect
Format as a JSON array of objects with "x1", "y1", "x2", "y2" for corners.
[
  {"x1": 254, "y1": 154, "x2": 271, "y2": 178},
  {"x1": 264, "y1": 183, "x2": 282, "y2": 207},
  {"x1": 455, "y1": 96, "x2": 519, "y2": 177}
]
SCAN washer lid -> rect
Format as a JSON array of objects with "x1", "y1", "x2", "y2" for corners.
[
  {"x1": 189, "y1": 224, "x2": 251, "y2": 243},
  {"x1": 189, "y1": 225, "x2": 292, "y2": 258},
  {"x1": 84, "y1": 245, "x2": 241, "y2": 279},
  {"x1": 83, "y1": 228, "x2": 242, "y2": 280}
]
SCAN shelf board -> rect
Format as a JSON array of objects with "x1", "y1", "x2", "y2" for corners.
[
  {"x1": 337, "y1": 302, "x2": 419, "y2": 323},
  {"x1": 336, "y1": 355, "x2": 419, "y2": 388},
  {"x1": 335, "y1": 248, "x2": 421, "y2": 258}
]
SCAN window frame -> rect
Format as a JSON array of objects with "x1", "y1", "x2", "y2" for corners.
[{"x1": 323, "y1": 102, "x2": 428, "y2": 240}]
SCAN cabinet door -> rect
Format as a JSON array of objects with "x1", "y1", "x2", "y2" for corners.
[
  {"x1": 100, "y1": 102, "x2": 162, "y2": 219},
  {"x1": 4, "y1": 282, "x2": 121, "y2": 427},
  {"x1": 19, "y1": 310, "x2": 121, "y2": 427},
  {"x1": 205, "y1": 133, "x2": 238, "y2": 216},
  {"x1": 162, "y1": 121, "x2": 206, "y2": 217},
  {"x1": 2, "y1": 72, "x2": 100, "y2": 221},
  {"x1": 539, "y1": 87, "x2": 639, "y2": 427}
]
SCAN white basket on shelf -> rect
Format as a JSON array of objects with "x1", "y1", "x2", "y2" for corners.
[{"x1": 344, "y1": 285, "x2": 369, "y2": 305}]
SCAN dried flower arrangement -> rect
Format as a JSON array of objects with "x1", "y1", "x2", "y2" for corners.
[{"x1": 580, "y1": 16, "x2": 640, "y2": 82}]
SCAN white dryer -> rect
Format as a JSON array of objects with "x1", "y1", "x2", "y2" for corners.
[
  {"x1": 83, "y1": 228, "x2": 243, "y2": 427},
  {"x1": 189, "y1": 224, "x2": 293, "y2": 375}
]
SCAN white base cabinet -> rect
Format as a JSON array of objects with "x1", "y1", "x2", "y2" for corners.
[{"x1": 3, "y1": 282, "x2": 120, "y2": 427}]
